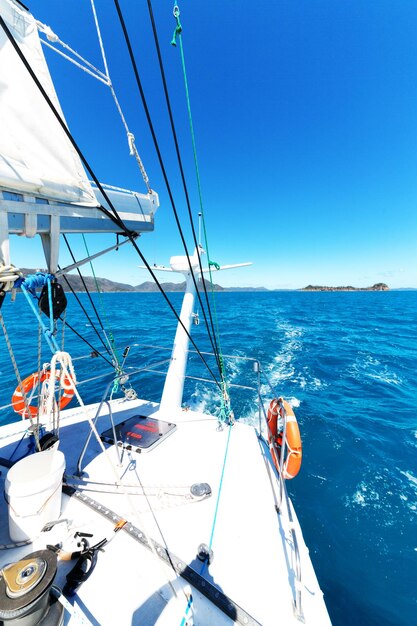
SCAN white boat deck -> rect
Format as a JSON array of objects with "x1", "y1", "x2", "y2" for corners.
[{"x1": 0, "y1": 398, "x2": 331, "y2": 625}]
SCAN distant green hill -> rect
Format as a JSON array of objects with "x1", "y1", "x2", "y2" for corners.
[
  {"x1": 19, "y1": 269, "x2": 265, "y2": 293},
  {"x1": 301, "y1": 283, "x2": 389, "y2": 292}
]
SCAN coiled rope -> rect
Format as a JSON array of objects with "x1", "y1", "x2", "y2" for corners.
[{"x1": 0, "y1": 264, "x2": 22, "y2": 292}]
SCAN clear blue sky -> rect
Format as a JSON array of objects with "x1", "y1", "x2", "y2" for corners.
[{"x1": 15, "y1": 1, "x2": 417, "y2": 288}]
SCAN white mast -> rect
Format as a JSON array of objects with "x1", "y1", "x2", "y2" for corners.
[
  {"x1": 159, "y1": 247, "x2": 202, "y2": 414},
  {"x1": 144, "y1": 250, "x2": 252, "y2": 416}
]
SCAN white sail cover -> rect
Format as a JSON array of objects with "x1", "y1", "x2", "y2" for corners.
[{"x1": 0, "y1": 0, "x2": 97, "y2": 205}]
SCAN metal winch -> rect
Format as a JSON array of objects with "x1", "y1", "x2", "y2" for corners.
[{"x1": 0, "y1": 549, "x2": 63, "y2": 625}]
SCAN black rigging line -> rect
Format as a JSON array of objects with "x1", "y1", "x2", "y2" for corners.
[
  {"x1": 113, "y1": 0, "x2": 222, "y2": 376},
  {"x1": 33, "y1": 294, "x2": 113, "y2": 368},
  {"x1": 0, "y1": 14, "x2": 220, "y2": 390},
  {"x1": 58, "y1": 268, "x2": 111, "y2": 357},
  {"x1": 63, "y1": 235, "x2": 107, "y2": 332},
  {"x1": 61, "y1": 235, "x2": 111, "y2": 354},
  {"x1": 58, "y1": 318, "x2": 113, "y2": 368},
  {"x1": 145, "y1": 0, "x2": 223, "y2": 373}
]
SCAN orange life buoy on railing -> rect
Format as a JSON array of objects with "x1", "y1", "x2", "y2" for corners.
[
  {"x1": 267, "y1": 397, "x2": 302, "y2": 479},
  {"x1": 11, "y1": 370, "x2": 75, "y2": 418}
]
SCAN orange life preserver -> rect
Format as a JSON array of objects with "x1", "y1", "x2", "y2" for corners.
[
  {"x1": 12, "y1": 370, "x2": 75, "y2": 418},
  {"x1": 267, "y1": 397, "x2": 302, "y2": 479}
]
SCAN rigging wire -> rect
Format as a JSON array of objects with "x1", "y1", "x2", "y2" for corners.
[
  {"x1": 47, "y1": 316, "x2": 113, "y2": 368},
  {"x1": 145, "y1": 0, "x2": 222, "y2": 364},
  {"x1": 36, "y1": 19, "x2": 109, "y2": 83},
  {"x1": 38, "y1": 6, "x2": 153, "y2": 193},
  {"x1": 170, "y1": 3, "x2": 232, "y2": 419},
  {"x1": 145, "y1": 0, "x2": 223, "y2": 370},
  {"x1": 80, "y1": 233, "x2": 132, "y2": 398},
  {"x1": 89, "y1": 0, "x2": 152, "y2": 194},
  {"x1": 62, "y1": 234, "x2": 116, "y2": 359},
  {"x1": 57, "y1": 272, "x2": 110, "y2": 357},
  {"x1": 113, "y1": 0, "x2": 223, "y2": 377},
  {"x1": 0, "y1": 13, "x2": 220, "y2": 390}
]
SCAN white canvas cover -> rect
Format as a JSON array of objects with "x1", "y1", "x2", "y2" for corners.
[{"x1": 0, "y1": 0, "x2": 97, "y2": 205}]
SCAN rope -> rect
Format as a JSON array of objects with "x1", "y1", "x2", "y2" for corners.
[
  {"x1": 170, "y1": 3, "x2": 232, "y2": 422},
  {"x1": 0, "y1": 264, "x2": 22, "y2": 292},
  {"x1": 40, "y1": 38, "x2": 110, "y2": 86},
  {"x1": 44, "y1": 351, "x2": 77, "y2": 425},
  {"x1": 88, "y1": 0, "x2": 152, "y2": 193},
  {"x1": 19, "y1": 282, "x2": 60, "y2": 355},
  {"x1": 94, "y1": 2, "x2": 222, "y2": 389},
  {"x1": 36, "y1": 20, "x2": 109, "y2": 83},
  {"x1": 201, "y1": 424, "x2": 232, "y2": 576},
  {"x1": 80, "y1": 237, "x2": 120, "y2": 362},
  {"x1": 38, "y1": 16, "x2": 155, "y2": 203},
  {"x1": 36, "y1": 321, "x2": 43, "y2": 423}
]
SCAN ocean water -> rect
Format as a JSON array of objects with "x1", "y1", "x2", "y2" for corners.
[{"x1": 0, "y1": 290, "x2": 416, "y2": 625}]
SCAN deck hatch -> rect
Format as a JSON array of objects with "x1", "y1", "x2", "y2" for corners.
[{"x1": 100, "y1": 415, "x2": 176, "y2": 453}]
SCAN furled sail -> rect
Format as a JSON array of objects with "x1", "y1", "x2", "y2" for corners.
[{"x1": 0, "y1": 0, "x2": 97, "y2": 205}]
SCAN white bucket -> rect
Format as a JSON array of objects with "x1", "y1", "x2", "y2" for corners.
[{"x1": 5, "y1": 449, "x2": 65, "y2": 542}]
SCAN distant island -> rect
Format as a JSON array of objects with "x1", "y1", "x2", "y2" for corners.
[
  {"x1": 18, "y1": 270, "x2": 391, "y2": 293},
  {"x1": 301, "y1": 283, "x2": 389, "y2": 292}
]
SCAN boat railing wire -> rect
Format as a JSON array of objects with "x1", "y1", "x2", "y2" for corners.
[
  {"x1": 0, "y1": 344, "x2": 303, "y2": 618},
  {"x1": 117, "y1": 341, "x2": 304, "y2": 619}
]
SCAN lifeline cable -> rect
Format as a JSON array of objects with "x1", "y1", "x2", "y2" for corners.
[{"x1": 0, "y1": 14, "x2": 220, "y2": 390}]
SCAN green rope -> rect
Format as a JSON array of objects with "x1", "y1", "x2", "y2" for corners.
[
  {"x1": 171, "y1": 4, "x2": 232, "y2": 424},
  {"x1": 170, "y1": 5, "x2": 182, "y2": 46}
]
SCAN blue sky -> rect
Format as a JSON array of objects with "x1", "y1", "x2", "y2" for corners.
[{"x1": 15, "y1": 1, "x2": 417, "y2": 288}]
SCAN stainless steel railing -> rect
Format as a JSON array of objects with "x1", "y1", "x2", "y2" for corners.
[
  {"x1": 124, "y1": 342, "x2": 304, "y2": 619},
  {"x1": 0, "y1": 342, "x2": 304, "y2": 619}
]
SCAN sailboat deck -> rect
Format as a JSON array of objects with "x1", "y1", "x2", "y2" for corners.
[{"x1": 0, "y1": 399, "x2": 330, "y2": 625}]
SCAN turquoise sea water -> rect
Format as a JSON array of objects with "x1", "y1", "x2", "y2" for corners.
[{"x1": 0, "y1": 290, "x2": 416, "y2": 625}]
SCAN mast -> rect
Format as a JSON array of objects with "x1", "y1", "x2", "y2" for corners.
[
  {"x1": 159, "y1": 247, "x2": 202, "y2": 414},
  {"x1": 153, "y1": 248, "x2": 252, "y2": 415}
]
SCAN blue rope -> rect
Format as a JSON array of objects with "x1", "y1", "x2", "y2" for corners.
[
  {"x1": 8, "y1": 425, "x2": 46, "y2": 461},
  {"x1": 15, "y1": 272, "x2": 54, "y2": 295},
  {"x1": 179, "y1": 594, "x2": 193, "y2": 626},
  {"x1": 19, "y1": 278, "x2": 60, "y2": 354},
  {"x1": 200, "y1": 424, "x2": 233, "y2": 575}
]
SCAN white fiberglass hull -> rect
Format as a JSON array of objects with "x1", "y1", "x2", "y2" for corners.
[{"x1": 0, "y1": 398, "x2": 331, "y2": 625}]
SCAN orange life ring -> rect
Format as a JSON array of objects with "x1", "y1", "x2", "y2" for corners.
[
  {"x1": 267, "y1": 397, "x2": 302, "y2": 479},
  {"x1": 12, "y1": 370, "x2": 75, "y2": 418}
]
